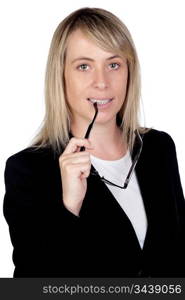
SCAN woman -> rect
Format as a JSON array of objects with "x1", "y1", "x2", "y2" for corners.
[{"x1": 3, "y1": 7, "x2": 185, "y2": 277}]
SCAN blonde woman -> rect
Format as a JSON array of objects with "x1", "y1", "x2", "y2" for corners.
[{"x1": 3, "y1": 7, "x2": 185, "y2": 277}]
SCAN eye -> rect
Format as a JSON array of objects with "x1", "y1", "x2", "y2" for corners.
[
  {"x1": 109, "y1": 63, "x2": 120, "y2": 70},
  {"x1": 77, "y1": 64, "x2": 89, "y2": 71}
]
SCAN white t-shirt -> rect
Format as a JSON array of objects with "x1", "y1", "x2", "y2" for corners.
[{"x1": 90, "y1": 151, "x2": 148, "y2": 249}]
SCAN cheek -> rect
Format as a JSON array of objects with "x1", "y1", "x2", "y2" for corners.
[
  {"x1": 113, "y1": 74, "x2": 128, "y2": 97},
  {"x1": 65, "y1": 71, "x2": 85, "y2": 98},
  {"x1": 65, "y1": 74, "x2": 77, "y2": 99}
]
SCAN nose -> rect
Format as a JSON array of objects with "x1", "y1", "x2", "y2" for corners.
[{"x1": 93, "y1": 68, "x2": 109, "y2": 89}]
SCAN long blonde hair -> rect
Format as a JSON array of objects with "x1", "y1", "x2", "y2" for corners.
[{"x1": 32, "y1": 7, "x2": 146, "y2": 153}]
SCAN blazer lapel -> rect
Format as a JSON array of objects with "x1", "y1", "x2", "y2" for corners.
[{"x1": 80, "y1": 163, "x2": 143, "y2": 252}]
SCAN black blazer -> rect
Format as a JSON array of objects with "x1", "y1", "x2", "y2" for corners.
[{"x1": 3, "y1": 129, "x2": 185, "y2": 277}]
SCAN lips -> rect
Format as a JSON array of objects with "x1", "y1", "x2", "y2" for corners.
[{"x1": 87, "y1": 98, "x2": 113, "y2": 105}]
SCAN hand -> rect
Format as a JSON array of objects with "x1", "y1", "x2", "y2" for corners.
[{"x1": 59, "y1": 137, "x2": 93, "y2": 216}]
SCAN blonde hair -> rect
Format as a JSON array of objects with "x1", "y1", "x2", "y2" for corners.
[{"x1": 32, "y1": 7, "x2": 147, "y2": 153}]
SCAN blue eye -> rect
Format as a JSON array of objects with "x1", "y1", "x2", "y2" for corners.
[
  {"x1": 78, "y1": 64, "x2": 89, "y2": 71},
  {"x1": 110, "y1": 63, "x2": 120, "y2": 69}
]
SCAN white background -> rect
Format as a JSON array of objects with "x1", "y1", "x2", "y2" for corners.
[{"x1": 0, "y1": 0, "x2": 185, "y2": 277}]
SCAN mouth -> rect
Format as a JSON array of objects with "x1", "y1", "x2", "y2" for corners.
[{"x1": 87, "y1": 98, "x2": 113, "y2": 106}]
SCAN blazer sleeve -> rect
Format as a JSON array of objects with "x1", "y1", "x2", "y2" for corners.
[
  {"x1": 3, "y1": 153, "x2": 81, "y2": 277},
  {"x1": 162, "y1": 133, "x2": 185, "y2": 219},
  {"x1": 161, "y1": 132, "x2": 185, "y2": 255}
]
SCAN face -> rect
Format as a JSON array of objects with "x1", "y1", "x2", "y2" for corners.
[{"x1": 64, "y1": 29, "x2": 128, "y2": 129}]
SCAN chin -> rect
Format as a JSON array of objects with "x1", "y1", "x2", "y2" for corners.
[{"x1": 95, "y1": 115, "x2": 117, "y2": 126}]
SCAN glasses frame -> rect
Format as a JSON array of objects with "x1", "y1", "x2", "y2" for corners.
[
  {"x1": 90, "y1": 130, "x2": 143, "y2": 189},
  {"x1": 79, "y1": 103, "x2": 143, "y2": 189}
]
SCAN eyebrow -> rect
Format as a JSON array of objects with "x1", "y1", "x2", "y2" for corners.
[{"x1": 71, "y1": 55, "x2": 122, "y2": 64}]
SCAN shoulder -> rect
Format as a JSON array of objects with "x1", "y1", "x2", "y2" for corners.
[
  {"x1": 136, "y1": 128, "x2": 178, "y2": 164},
  {"x1": 5, "y1": 146, "x2": 58, "y2": 176},
  {"x1": 142, "y1": 128, "x2": 176, "y2": 150},
  {"x1": 137, "y1": 129, "x2": 180, "y2": 177}
]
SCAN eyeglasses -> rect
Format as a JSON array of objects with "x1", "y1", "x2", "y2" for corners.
[
  {"x1": 80, "y1": 103, "x2": 143, "y2": 189},
  {"x1": 90, "y1": 130, "x2": 143, "y2": 189},
  {"x1": 80, "y1": 102, "x2": 98, "y2": 152}
]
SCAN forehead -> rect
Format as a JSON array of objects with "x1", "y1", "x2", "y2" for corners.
[{"x1": 65, "y1": 29, "x2": 121, "y2": 60}]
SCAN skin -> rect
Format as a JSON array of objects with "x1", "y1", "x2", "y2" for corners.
[{"x1": 59, "y1": 29, "x2": 128, "y2": 216}]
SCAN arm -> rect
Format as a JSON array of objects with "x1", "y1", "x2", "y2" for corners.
[
  {"x1": 3, "y1": 152, "x2": 80, "y2": 277},
  {"x1": 161, "y1": 132, "x2": 185, "y2": 273},
  {"x1": 161, "y1": 132, "x2": 185, "y2": 227}
]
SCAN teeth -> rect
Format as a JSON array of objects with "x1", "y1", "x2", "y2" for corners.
[{"x1": 88, "y1": 98, "x2": 112, "y2": 105}]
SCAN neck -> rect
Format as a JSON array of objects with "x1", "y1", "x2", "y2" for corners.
[{"x1": 71, "y1": 118, "x2": 127, "y2": 160}]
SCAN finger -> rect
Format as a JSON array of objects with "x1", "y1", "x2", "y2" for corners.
[
  {"x1": 61, "y1": 153, "x2": 91, "y2": 165},
  {"x1": 80, "y1": 169, "x2": 91, "y2": 179},
  {"x1": 63, "y1": 138, "x2": 93, "y2": 155},
  {"x1": 59, "y1": 151, "x2": 90, "y2": 164},
  {"x1": 64, "y1": 162, "x2": 91, "y2": 177}
]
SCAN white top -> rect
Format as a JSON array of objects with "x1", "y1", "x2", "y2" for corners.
[{"x1": 90, "y1": 151, "x2": 148, "y2": 249}]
